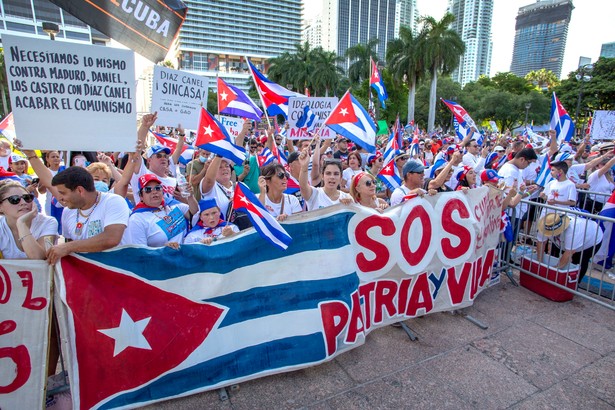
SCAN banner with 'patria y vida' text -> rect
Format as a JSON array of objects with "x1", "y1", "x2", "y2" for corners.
[
  {"x1": 0, "y1": 260, "x2": 52, "y2": 410},
  {"x1": 2, "y1": 34, "x2": 136, "y2": 152},
  {"x1": 54, "y1": 186, "x2": 503, "y2": 409},
  {"x1": 49, "y1": 0, "x2": 188, "y2": 63}
]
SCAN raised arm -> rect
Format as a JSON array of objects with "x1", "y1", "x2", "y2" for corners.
[
  {"x1": 135, "y1": 112, "x2": 158, "y2": 174},
  {"x1": 19, "y1": 145, "x2": 60, "y2": 199},
  {"x1": 170, "y1": 124, "x2": 185, "y2": 166},
  {"x1": 298, "y1": 148, "x2": 313, "y2": 201},
  {"x1": 200, "y1": 155, "x2": 222, "y2": 195}
]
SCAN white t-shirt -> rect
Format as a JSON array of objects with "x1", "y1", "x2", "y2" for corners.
[
  {"x1": 184, "y1": 223, "x2": 240, "y2": 244},
  {"x1": 201, "y1": 182, "x2": 234, "y2": 218},
  {"x1": 0, "y1": 214, "x2": 58, "y2": 259},
  {"x1": 462, "y1": 152, "x2": 486, "y2": 174},
  {"x1": 587, "y1": 170, "x2": 615, "y2": 203},
  {"x1": 62, "y1": 192, "x2": 130, "y2": 241},
  {"x1": 537, "y1": 216, "x2": 603, "y2": 252},
  {"x1": 567, "y1": 163, "x2": 587, "y2": 185},
  {"x1": 499, "y1": 162, "x2": 524, "y2": 218},
  {"x1": 343, "y1": 168, "x2": 363, "y2": 189},
  {"x1": 131, "y1": 167, "x2": 177, "y2": 205},
  {"x1": 123, "y1": 203, "x2": 191, "y2": 247},
  {"x1": 390, "y1": 185, "x2": 411, "y2": 207},
  {"x1": 305, "y1": 187, "x2": 352, "y2": 211},
  {"x1": 543, "y1": 179, "x2": 577, "y2": 206},
  {"x1": 264, "y1": 194, "x2": 302, "y2": 217}
]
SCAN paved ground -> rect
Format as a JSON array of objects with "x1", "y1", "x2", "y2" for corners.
[{"x1": 145, "y1": 274, "x2": 615, "y2": 410}]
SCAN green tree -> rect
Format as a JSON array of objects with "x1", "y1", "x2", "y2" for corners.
[
  {"x1": 414, "y1": 76, "x2": 462, "y2": 132},
  {"x1": 345, "y1": 38, "x2": 380, "y2": 84},
  {"x1": 386, "y1": 26, "x2": 426, "y2": 124},
  {"x1": 310, "y1": 48, "x2": 344, "y2": 97},
  {"x1": 525, "y1": 68, "x2": 560, "y2": 92},
  {"x1": 420, "y1": 13, "x2": 465, "y2": 132}
]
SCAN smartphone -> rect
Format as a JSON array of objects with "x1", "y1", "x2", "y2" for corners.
[{"x1": 31, "y1": 177, "x2": 40, "y2": 184}]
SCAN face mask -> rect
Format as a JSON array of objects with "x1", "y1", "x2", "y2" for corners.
[
  {"x1": 94, "y1": 180, "x2": 109, "y2": 192},
  {"x1": 199, "y1": 155, "x2": 207, "y2": 163}
]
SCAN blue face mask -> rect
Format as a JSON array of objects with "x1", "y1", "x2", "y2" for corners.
[
  {"x1": 94, "y1": 180, "x2": 109, "y2": 192},
  {"x1": 199, "y1": 155, "x2": 207, "y2": 163}
]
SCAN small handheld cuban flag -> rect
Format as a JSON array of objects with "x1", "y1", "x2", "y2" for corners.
[
  {"x1": 550, "y1": 92, "x2": 574, "y2": 143},
  {"x1": 324, "y1": 91, "x2": 377, "y2": 153},
  {"x1": 233, "y1": 182, "x2": 292, "y2": 250},
  {"x1": 247, "y1": 59, "x2": 303, "y2": 119},
  {"x1": 296, "y1": 105, "x2": 317, "y2": 131},
  {"x1": 195, "y1": 107, "x2": 246, "y2": 164},
  {"x1": 441, "y1": 99, "x2": 477, "y2": 129},
  {"x1": 257, "y1": 147, "x2": 274, "y2": 167},
  {"x1": 370, "y1": 57, "x2": 388, "y2": 108}
]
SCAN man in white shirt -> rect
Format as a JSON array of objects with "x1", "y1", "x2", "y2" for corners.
[{"x1": 462, "y1": 139, "x2": 487, "y2": 176}]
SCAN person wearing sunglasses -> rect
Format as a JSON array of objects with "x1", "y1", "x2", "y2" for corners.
[
  {"x1": 0, "y1": 179, "x2": 57, "y2": 259},
  {"x1": 366, "y1": 151, "x2": 388, "y2": 200},
  {"x1": 123, "y1": 174, "x2": 199, "y2": 248},
  {"x1": 349, "y1": 172, "x2": 388, "y2": 211},
  {"x1": 298, "y1": 149, "x2": 352, "y2": 211},
  {"x1": 258, "y1": 163, "x2": 302, "y2": 221}
]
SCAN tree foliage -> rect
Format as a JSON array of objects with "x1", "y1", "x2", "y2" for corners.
[{"x1": 345, "y1": 38, "x2": 379, "y2": 84}]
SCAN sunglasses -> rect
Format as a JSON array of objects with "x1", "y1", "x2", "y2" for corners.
[
  {"x1": 142, "y1": 185, "x2": 163, "y2": 193},
  {"x1": 324, "y1": 158, "x2": 342, "y2": 164},
  {"x1": 1, "y1": 193, "x2": 35, "y2": 205},
  {"x1": 363, "y1": 180, "x2": 374, "y2": 187},
  {"x1": 155, "y1": 153, "x2": 168, "y2": 159},
  {"x1": 276, "y1": 171, "x2": 290, "y2": 179}
]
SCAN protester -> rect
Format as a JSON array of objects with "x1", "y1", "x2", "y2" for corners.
[
  {"x1": 298, "y1": 151, "x2": 352, "y2": 211},
  {"x1": 341, "y1": 151, "x2": 363, "y2": 192},
  {"x1": 426, "y1": 151, "x2": 463, "y2": 192},
  {"x1": 585, "y1": 155, "x2": 615, "y2": 214},
  {"x1": 199, "y1": 155, "x2": 236, "y2": 218},
  {"x1": 455, "y1": 165, "x2": 477, "y2": 191},
  {"x1": 365, "y1": 151, "x2": 387, "y2": 200},
  {"x1": 258, "y1": 163, "x2": 302, "y2": 221},
  {"x1": 0, "y1": 139, "x2": 10, "y2": 169},
  {"x1": 123, "y1": 174, "x2": 198, "y2": 248},
  {"x1": 333, "y1": 137, "x2": 350, "y2": 162},
  {"x1": 37, "y1": 150, "x2": 64, "y2": 231},
  {"x1": 184, "y1": 199, "x2": 239, "y2": 245},
  {"x1": 461, "y1": 139, "x2": 488, "y2": 174},
  {"x1": 390, "y1": 160, "x2": 436, "y2": 206},
  {"x1": 539, "y1": 161, "x2": 577, "y2": 211},
  {"x1": 349, "y1": 172, "x2": 388, "y2": 211}
]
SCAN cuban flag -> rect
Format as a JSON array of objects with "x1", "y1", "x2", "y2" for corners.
[
  {"x1": 233, "y1": 182, "x2": 292, "y2": 250},
  {"x1": 195, "y1": 107, "x2": 246, "y2": 164},
  {"x1": 217, "y1": 77, "x2": 263, "y2": 122},
  {"x1": 526, "y1": 126, "x2": 549, "y2": 148},
  {"x1": 594, "y1": 192, "x2": 615, "y2": 268},
  {"x1": 551, "y1": 92, "x2": 574, "y2": 143},
  {"x1": 369, "y1": 57, "x2": 387, "y2": 108},
  {"x1": 0, "y1": 166, "x2": 21, "y2": 182},
  {"x1": 247, "y1": 60, "x2": 303, "y2": 118},
  {"x1": 324, "y1": 91, "x2": 377, "y2": 153},
  {"x1": 534, "y1": 154, "x2": 553, "y2": 187},
  {"x1": 452, "y1": 116, "x2": 472, "y2": 143},
  {"x1": 151, "y1": 132, "x2": 195, "y2": 153},
  {"x1": 0, "y1": 112, "x2": 16, "y2": 141},
  {"x1": 377, "y1": 157, "x2": 402, "y2": 190},
  {"x1": 392, "y1": 114, "x2": 403, "y2": 149},
  {"x1": 257, "y1": 147, "x2": 274, "y2": 167},
  {"x1": 441, "y1": 99, "x2": 477, "y2": 129},
  {"x1": 296, "y1": 105, "x2": 317, "y2": 131},
  {"x1": 409, "y1": 138, "x2": 421, "y2": 159}
]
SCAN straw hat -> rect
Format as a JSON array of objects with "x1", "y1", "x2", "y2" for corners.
[{"x1": 537, "y1": 213, "x2": 570, "y2": 237}]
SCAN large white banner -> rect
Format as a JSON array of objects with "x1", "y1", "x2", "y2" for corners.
[
  {"x1": 2, "y1": 34, "x2": 136, "y2": 151},
  {"x1": 287, "y1": 97, "x2": 337, "y2": 140},
  {"x1": 590, "y1": 110, "x2": 615, "y2": 140},
  {"x1": 150, "y1": 66, "x2": 209, "y2": 130},
  {"x1": 0, "y1": 260, "x2": 52, "y2": 410}
]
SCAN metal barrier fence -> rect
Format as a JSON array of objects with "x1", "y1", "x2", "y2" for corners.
[{"x1": 505, "y1": 194, "x2": 615, "y2": 311}]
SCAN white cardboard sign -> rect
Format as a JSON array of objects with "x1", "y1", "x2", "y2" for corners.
[{"x1": 287, "y1": 97, "x2": 338, "y2": 140}]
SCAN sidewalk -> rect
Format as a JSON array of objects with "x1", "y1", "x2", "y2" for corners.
[{"x1": 146, "y1": 275, "x2": 615, "y2": 410}]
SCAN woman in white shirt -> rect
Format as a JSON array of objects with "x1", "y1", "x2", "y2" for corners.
[
  {"x1": 298, "y1": 150, "x2": 352, "y2": 211},
  {"x1": 586, "y1": 155, "x2": 615, "y2": 213},
  {"x1": 258, "y1": 163, "x2": 303, "y2": 221},
  {"x1": 341, "y1": 152, "x2": 363, "y2": 192}
]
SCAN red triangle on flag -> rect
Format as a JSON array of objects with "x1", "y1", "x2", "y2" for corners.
[
  {"x1": 60, "y1": 255, "x2": 226, "y2": 410},
  {"x1": 195, "y1": 107, "x2": 227, "y2": 147},
  {"x1": 380, "y1": 160, "x2": 397, "y2": 177},
  {"x1": 217, "y1": 77, "x2": 236, "y2": 112},
  {"x1": 325, "y1": 93, "x2": 358, "y2": 125}
]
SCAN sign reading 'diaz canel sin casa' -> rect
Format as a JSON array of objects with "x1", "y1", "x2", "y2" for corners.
[{"x1": 49, "y1": 0, "x2": 188, "y2": 63}]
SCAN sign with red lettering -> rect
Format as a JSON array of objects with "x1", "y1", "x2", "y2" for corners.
[
  {"x1": 0, "y1": 260, "x2": 52, "y2": 410},
  {"x1": 53, "y1": 187, "x2": 502, "y2": 408}
]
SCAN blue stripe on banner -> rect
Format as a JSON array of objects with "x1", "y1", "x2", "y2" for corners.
[
  {"x1": 211, "y1": 273, "x2": 358, "y2": 327},
  {"x1": 82, "y1": 211, "x2": 355, "y2": 279},
  {"x1": 100, "y1": 333, "x2": 326, "y2": 409}
]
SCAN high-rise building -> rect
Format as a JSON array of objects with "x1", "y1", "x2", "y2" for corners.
[
  {"x1": 395, "y1": 0, "x2": 419, "y2": 37},
  {"x1": 510, "y1": 0, "x2": 574, "y2": 78},
  {"x1": 447, "y1": 0, "x2": 493, "y2": 86},
  {"x1": 0, "y1": 0, "x2": 109, "y2": 45},
  {"x1": 321, "y1": 0, "x2": 397, "y2": 67},
  {"x1": 303, "y1": 15, "x2": 322, "y2": 48},
  {"x1": 176, "y1": 0, "x2": 302, "y2": 91},
  {"x1": 600, "y1": 42, "x2": 615, "y2": 58}
]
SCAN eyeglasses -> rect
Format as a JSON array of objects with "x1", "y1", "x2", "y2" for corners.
[
  {"x1": 142, "y1": 185, "x2": 163, "y2": 193},
  {"x1": 396, "y1": 157, "x2": 409, "y2": 162},
  {"x1": 324, "y1": 158, "x2": 342, "y2": 164},
  {"x1": 470, "y1": 145, "x2": 478, "y2": 148},
  {"x1": 1, "y1": 193, "x2": 35, "y2": 205},
  {"x1": 276, "y1": 171, "x2": 290, "y2": 179},
  {"x1": 377, "y1": 158, "x2": 384, "y2": 162},
  {"x1": 155, "y1": 153, "x2": 168, "y2": 159}
]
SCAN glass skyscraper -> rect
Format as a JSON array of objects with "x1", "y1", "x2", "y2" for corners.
[
  {"x1": 176, "y1": 0, "x2": 302, "y2": 90},
  {"x1": 510, "y1": 0, "x2": 574, "y2": 78}
]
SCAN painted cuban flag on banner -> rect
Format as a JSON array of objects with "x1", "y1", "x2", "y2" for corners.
[
  {"x1": 324, "y1": 91, "x2": 377, "y2": 153},
  {"x1": 550, "y1": 92, "x2": 575, "y2": 143}
]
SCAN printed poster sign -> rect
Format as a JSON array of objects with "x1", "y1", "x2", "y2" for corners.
[
  {"x1": 288, "y1": 97, "x2": 338, "y2": 140},
  {"x1": 2, "y1": 34, "x2": 136, "y2": 152},
  {"x1": 0, "y1": 260, "x2": 52, "y2": 410},
  {"x1": 54, "y1": 187, "x2": 502, "y2": 409},
  {"x1": 590, "y1": 110, "x2": 615, "y2": 140},
  {"x1": 151, "y1": 66, "x2": 209, "y2": 130}
]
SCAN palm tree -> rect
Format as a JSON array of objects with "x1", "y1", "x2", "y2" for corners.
[
  {"x1": 345, "y1": 38, "x2": 380, "y2": 84},
  {"x1": 420, "y1": 13, "x2": 465, "y2": 131},
  {"x1": 525, "y1": 68, "x2": 559, "y2": 91},
  {"x1": 266, "y1": 52, "x2": 295, "y2": 89},
  {"x1": 289, "y1": 41, "x2": 314, "y2": 92},
  {"x1": 386, "y1": 26, "x2": 426, "y2": 125},
  {"x1": 311, "y1": 48, "x2": 344, "y2": 96}
]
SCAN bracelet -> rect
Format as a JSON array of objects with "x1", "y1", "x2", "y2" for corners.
[{"x1": 18, "y1": 233, "x2": 33, "y2": 242}]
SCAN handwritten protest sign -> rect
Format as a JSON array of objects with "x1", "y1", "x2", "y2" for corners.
[
  {"x1": 287, "y1": 97, "x2": 338, "y2": 139},
  {"x1": 2, "y1": 34, "x2": 136, "y2": 152},
  {"x1": 590, "y1": 110, "x2": 615, "y2": 140},
  {"x1": 0, "y1": 260, "x2": 52, "y2": 410},
  {"x1": 151, "y1": 66, "x2": 209, "y2": 130},
  {"x1": 52, "y1": 187, "x2": 501, "y2": 409}
]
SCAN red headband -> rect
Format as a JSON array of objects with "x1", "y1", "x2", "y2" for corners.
[{"x1": 351, "y1": 172, "x2": 366, "y2": 192}]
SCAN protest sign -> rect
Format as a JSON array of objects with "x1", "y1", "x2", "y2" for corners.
[
  {"x1": 218, "y1": 115, "x2": 245, "y2": 138},
  {"x1": 49, "y1": 0, "x2": 187, "y2": 63},
  {"x1": 2, "y1": 34, "x2": 136, "y2": 152},
  {"x1": 287, "y1": 97, "x2": 338, "y2": 139},
  {"x1": 151, "y1": 66, "x2": 209, "y2": 130},
  {"x1": 0, "y1": 260, "x2": 52, "y2": 410},
  {"x1": 590, "y1": 110, "x2": 615, "y2": 140},
  {"x1": 54, "y1": 187, "x2": 501, "y2": 409}
]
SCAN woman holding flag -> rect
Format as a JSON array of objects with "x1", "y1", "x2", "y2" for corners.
[{"x1": 298, "y1": 149, "x2": 352, "y2": 211}]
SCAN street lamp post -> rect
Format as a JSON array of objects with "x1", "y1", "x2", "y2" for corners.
[
  {"x1": 42, "y1": 22, "x2": 59, "y2": 41},
  {"x1": 575, "y1": 64, "x2": 593, "y2": 130},
  {"x1": 525, "y1": 102, "x2": 532, "y2": 126}
]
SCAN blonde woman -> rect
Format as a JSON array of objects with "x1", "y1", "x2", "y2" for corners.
[{"x1": 349, "y1": 172, "x2": 388, "y2": 212}]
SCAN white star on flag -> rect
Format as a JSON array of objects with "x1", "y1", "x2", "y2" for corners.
[
  {"x1": 203, "y1": 125, "x2": 214, "y2": 136},
  {"x1": 384, "y1": 165, "x2": 392, "y2": 172},
  {"x1": 340, "y1": 108, "x2": 348, "y2": 116},
  {"x1": 373, "y1": 71, "x2": 379, "y2": 79},
  {"x1": 98, "y1": 309, "x2": 152, "y2": 357},
  {"x1": 220, "y1": 91, "x2": 228, "y2": 101},
  {"x1": 240, "y1": 195, "x2": 251, "y2": 206}
]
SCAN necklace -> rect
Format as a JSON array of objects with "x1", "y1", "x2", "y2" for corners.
[
  {"x1": 75, "y1": 193, "x2": 101, "y2": 236},
  {"x1": 153, "y1": 205, "x2": 173, "y2": 224}
]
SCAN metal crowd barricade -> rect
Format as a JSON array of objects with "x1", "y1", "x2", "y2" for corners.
[{"x1": 508, "y1": 198, "x2": 615, "y2": 311}]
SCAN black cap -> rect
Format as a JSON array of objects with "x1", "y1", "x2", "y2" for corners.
[{"x1": 287, "y1": 151, "x2": 300, "y2": 164}]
